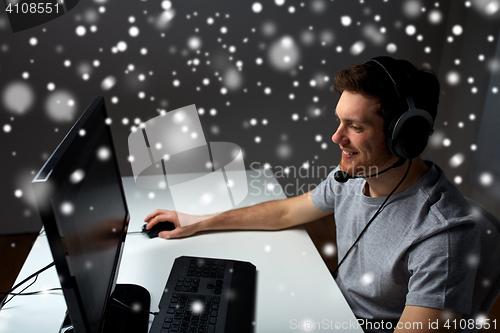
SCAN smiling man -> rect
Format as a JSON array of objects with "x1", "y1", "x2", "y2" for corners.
[{"x1": 145, "y1": 56, "x2": 480, "y2": 332}]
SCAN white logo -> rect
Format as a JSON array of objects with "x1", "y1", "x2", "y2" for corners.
[{"x1": 128, "y1": 105, "x2": 248, "y2": 226}]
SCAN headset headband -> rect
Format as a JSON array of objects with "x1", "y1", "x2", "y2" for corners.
[{"x1": 365, "y1": 56, "x2": 434, "y2": 159}]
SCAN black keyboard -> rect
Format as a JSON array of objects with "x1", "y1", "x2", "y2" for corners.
[{"x1": 149, "y1": 256, "x2": 256, "y2": 333}]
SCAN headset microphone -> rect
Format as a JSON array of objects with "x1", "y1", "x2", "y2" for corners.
[{"x1": 334, "y1": 157, "x2": 406, "y2": 183}]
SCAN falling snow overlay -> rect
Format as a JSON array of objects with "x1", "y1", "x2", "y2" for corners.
[{"x1": 0, "y1": 0, "x2": 500, "y2": 234}]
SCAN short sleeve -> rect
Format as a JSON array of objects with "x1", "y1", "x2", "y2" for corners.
[
  {"x1": 405, "y1": 223, "x2": 480, "y2": 315},
  {"x1": 311, "y1": 169, "x2": 337, "y2": 212}
]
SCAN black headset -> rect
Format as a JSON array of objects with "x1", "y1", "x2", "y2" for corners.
[{"x1": 366, "y1": 56, "x2": 434, "y2": 160}]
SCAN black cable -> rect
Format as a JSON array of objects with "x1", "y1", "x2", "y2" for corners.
[
  {"x1": 0, "y1": 259, "x2": 157, "y2": 317},
  {"x1": 5, "y1": 288, "x2": 62, "y2": 296},
  {"x1": 2, "y1": 274, "x2": 39, "y2": 306},
  {"x1": 112, "y1": 298, "x2": 159, "y2": 316},
  {"x1": 332, "y1": 159, "x2": 413, "y2": 277},
  {"x1": 0, "y1": 261, "x2": 55, "y2": 308}
]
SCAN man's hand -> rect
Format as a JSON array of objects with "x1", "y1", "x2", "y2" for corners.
[{"x1": 144, "y1": 210, "x2": 207, "y2": 239}]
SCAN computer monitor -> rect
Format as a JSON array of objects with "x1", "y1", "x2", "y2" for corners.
[{"x1": 32, "y1": 97, "x2": 146, "y2": 333}]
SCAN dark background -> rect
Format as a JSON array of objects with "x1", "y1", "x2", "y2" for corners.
[{"x1": 1, "y1": 0, "x2": 499, "y2": 234}]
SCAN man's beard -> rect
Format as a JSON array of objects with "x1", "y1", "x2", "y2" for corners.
[{"x1": 339, "y1": 152, "x2": 393, "y2": 178}]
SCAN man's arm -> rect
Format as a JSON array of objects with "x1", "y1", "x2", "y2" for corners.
[
  {"x1": 144, "y1": 190, "x2": 331, "y2": 239},
  {"x1": 395, "y1": 305, "x2": 462, "y2": 333}
]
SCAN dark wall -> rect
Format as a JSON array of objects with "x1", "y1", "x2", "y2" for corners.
[{"x1": 1, "y1": 0, "x2": 499, "y2": 234}]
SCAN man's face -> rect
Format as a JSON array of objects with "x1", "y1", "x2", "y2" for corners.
[{"x1": 331, "y1": 90, "x2": 396, "y2": 176}]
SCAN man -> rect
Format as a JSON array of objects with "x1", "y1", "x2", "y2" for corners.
[{"x1": 144, "y1": 57, "x2": 479, "y2": 332}]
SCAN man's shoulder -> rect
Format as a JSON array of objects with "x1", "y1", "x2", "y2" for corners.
[
  {"x1": 420, "y1": 160, "x2": 473, "y2": 223},
  {"x1": 396, "y1": 159, "x2": 476, "y2": 240},
  {"x1": 402, "y1": 174, "x2": 478, "y2": 264}
]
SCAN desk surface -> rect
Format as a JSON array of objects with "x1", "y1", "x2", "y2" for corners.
[{"x1": 0, "y1": 171, "x2": 362, "y2": 332}]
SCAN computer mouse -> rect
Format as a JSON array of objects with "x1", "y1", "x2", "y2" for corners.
[{"x1": 142, "y1": 222, "x2": 175, "y2": 238}]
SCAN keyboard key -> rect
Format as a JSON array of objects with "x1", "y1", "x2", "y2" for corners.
[{"x1": 210, "y1": 310, "x2": 218, "y2": 317}]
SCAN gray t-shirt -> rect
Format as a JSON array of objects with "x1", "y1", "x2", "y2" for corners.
[{"x1": 312, "y1": 160, "x2": 479, "y2": 332}]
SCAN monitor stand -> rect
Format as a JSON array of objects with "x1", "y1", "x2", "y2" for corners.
[{"x1": 59, "y1": 284, "x2": 151, "y2": 333}]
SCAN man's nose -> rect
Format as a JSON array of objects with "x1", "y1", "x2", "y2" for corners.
[{"x1": 332, "y1": 125, "x2": 348, "y2": 145}]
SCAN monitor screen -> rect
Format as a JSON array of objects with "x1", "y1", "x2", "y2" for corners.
[{"x1": 32, "y1": 96, "x2": 129, "y2": 333}]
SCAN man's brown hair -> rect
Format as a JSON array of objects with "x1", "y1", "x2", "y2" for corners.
[{"x1": 333, "y1": 59, "x2": 440, "y2": 130}]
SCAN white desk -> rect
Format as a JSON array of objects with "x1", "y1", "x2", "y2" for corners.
[{"x1": 0, "y1": 171, "x2": 362, "y2": 332}]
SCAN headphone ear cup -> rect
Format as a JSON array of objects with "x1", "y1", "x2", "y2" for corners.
[
  {"x1": 387, "y1": 109, "x2": 434, "y2": 159},
  {"x1": 386, "y1": 116, "x2": 400, "y2": 157}
]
